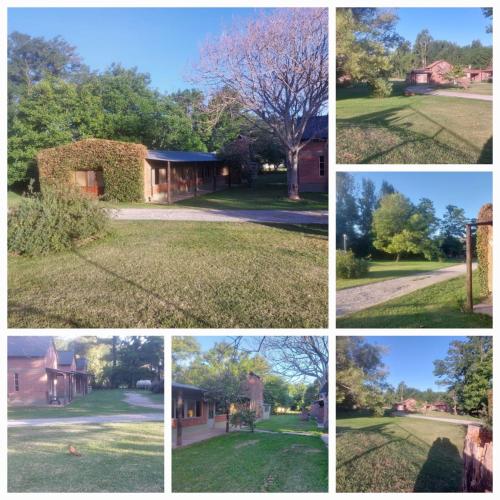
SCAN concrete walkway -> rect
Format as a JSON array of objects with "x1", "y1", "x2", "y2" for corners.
[
  {"x1": 172, "y1": 427, "x2": 236, "y2": 448},
  {"x1": 337, "y1": 263, "x2": 476, "y2": 318},
  {"x1": 406, "y1": 86, "x2": 492, "y2": 101},
  {"x1": 123, "y1": 391, "x2": 164, "y2": 410},
  {"x1": 8, "y1": 412, "x2": 164, "y2": 427},
  {"x1": 111, "y1": 208, "x2": 328, "y2": 224},
  {"x1": 393, "y1": 412, "x2": 479, "y2": 426}
]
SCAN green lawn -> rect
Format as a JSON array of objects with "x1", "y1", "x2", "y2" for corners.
[
  {"x1": 8, "y1": 389, "x2": 162, "y2": 420},
  {"x1": 337, "y1": 259, "x2": 459, "y2": 290},
  {"x1": 172, "y1": 431, "x2": 327, "y2": 492},
  {"x1": 8, "y1": 190, "x2": 23, "y2": 208},
  {"x1": 9, "y1": 221, "x2": 328, "y2": 328},
  {"x1": 336, "y1": 413, "x2": 465, "y2": 492},
  {"x1": 96, "y1": 173, "x2": 327, "y2": 210},
  {"x1": 336, "y1": 83, "x2": 492, "y2": 164},
  {"x1": 8, "y1": 422, "x2": 164, "y2": 492},
  {"x1": 256, "y1": 414, "x2": 323, "y2": 435},
  {"x1": 443, "y1": 82, "x2": 493, "y2": 96},
  {"x1": 413, "y1": 411, "x2": 481, "y2": 422},
  {"x1": 337, "y1": 272, "x2": 492, "y2": 328}
]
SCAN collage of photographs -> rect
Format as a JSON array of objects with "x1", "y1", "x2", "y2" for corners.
[{"x1": 1, "y1": 0, "x2": 495, "y2": 497}]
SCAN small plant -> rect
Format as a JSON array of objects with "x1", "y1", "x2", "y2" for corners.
[
  {"x1": 8, "y1": 184, "x2": 109, "y2": 256},
  {"x1": 369, "y1": 78, "x2": 393, "y2": 98},
  {"x1": 230, "y1": 408, "x2": 257, "y2": 432},
  {"x1": 336, "y1": 249, "x2": 369, "y2": 279}
]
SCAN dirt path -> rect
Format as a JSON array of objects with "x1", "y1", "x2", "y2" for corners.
[
  {"x1": 8, "y1": 413, "x2": 164, "y2": 427},
  {"x1": 111, "y1": 208, "x2": 328, "y2": 224},
  {"x1": 405, "y1": 86, "x2": 492, "y2": 101},
  {"x1": 337, "y1": 263, "x2": 475, "y2": 318},
  {"x1": 394, "y1": 412, "x2": 479, "y2": 426},
  {"x1": 123, "y1": 391, "x2": 164, "y2": 410}
]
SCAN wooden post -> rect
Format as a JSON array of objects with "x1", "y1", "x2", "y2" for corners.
[
  {"x1": 228, "y1": 166, "x2": 232, "y2": 189},
  {"x1": 466, "y1": 223, "x2": 473, "y2": 313},
  {"x1": 194, "y1": 166, "x2": 198, "y2": 197},
  {"x1": 176, "y1": 390, "x2": 183, "y2": 447},
  {"x1": 213, "y1": 166, "x2": 217, "y2": 193},
  {"x1": 167, "y1": 161, "x2": 172, "y2": 205}
]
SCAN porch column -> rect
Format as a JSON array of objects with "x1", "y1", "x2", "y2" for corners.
[
  {"x1": 466, "y1": 223, "x2": 473, "y2": 312},
  {"x1": 213, "y1": 166, "x2": 217, "y2": 193},
  {"x1": 167, "y1": 161, "x2": 172, "y2": 205},
  {"x1": 194, "y1": 165, "x2": 198, "y2": 197},
  {"x1": 228, "y1": 166, "x2": 232, "y2": 188},
  {"x1": 176, "y1": 390, "x2": 183, "y2": 447}
]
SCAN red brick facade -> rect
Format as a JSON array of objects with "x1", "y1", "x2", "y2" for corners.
[
  {"x1": 298, "y1": 141, "x2": 328, "y2": 193},
  {"x1": 408, "y1": 60, "x2": 493, "y2": 86}
]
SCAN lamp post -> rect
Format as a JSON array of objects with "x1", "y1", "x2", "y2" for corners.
[{"x1": 343, "y1": 233, "x2": 348, "y2": 252}]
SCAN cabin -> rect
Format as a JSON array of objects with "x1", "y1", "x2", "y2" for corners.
[
  {"x1": 8, "y1": 336, "x2": 90, "y2": 406},
  {"x1": 424, "y1": 401, "x2": 451, "y2": 413},
  {"x1": 171, "y1": 372, "x2": 271, "y2": 445},
  {"x1": 407, "y1": 60, "x2": 493, "y2": 85},
  {"x1": 393, "y1": 398, "x2": 417, "y2": 412},
  {"x1": 298, "y1": 115, "x2": 328, "y2": 193}
]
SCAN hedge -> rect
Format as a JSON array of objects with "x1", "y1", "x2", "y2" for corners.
[
  {"x1": 476, "y1": 203, "x2": 493, "y2": 297},
  {"x1": 37, "y1": 138, "x2": 147, "y2": 202}
]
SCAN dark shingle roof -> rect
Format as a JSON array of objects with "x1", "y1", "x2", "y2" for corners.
[
  {"x1": 57, "y1": 350, "x2": 75, "y2": 366},
  {"x1": 8, "y1": 336, "x2": 53, "y2": 357},
  {"x1": 301, "y1": 116, "x2": 328, "y2": 141},
  {"x1": 172, "y1": 382, "x2": 205, "y2": 392},
  {"x1": 147, "y1": 150, "x2": 219, "y2": 163},
  {"x1": 75, "y1": 358, "x2": 88, "y2": 371}
]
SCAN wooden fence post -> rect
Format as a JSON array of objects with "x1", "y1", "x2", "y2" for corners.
[{"x1": 466, "y1": 223, "x2": 473, "y2": 312}]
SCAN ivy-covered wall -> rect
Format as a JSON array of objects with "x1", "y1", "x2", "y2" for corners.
[
  {"x1": 476, "y1": 203, "x2": 493, "y2": 297},
  {"x1": 37, "y1": 138, "x2": 147, "y2": 202}
]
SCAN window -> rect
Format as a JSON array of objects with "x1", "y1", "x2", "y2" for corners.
[
  {"x1": 185, "y1": 399, "x2": 202, "y2": 418},
  {"x1": 14, "y1": 373, "x2": 19, "y2": 392},
  {"x1": 319, "y1": 156, "x2": 325, "y2": 177}
]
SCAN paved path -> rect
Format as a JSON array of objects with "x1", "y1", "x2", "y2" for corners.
[
  {"x1": 337, "y1": 263, "x2": 476, "y2": 318},
  {"x1": 406, "y1": 86, "x2": 492, "y2": 101},
  {"x1": 111, "y1": 208, "x2": 328, "y2": 224},
  {"x1": 394, "y1": 412, "x2": 479, "y2": 426},
  {"x1": 123, "y1": 391, "x2": 164, "y2": 410},
  {"x1": 8, "y1": 412, "x2": 164, "y2": 427}
]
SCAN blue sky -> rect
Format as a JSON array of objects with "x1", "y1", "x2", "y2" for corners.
[
  {"x1": 8, "y1": 7, "x2": 267, "y2": 93},
  {"x1": 366, "y1": 336, "x2": 467, "y2": 391},
  {"x1": 349, "y1": 172, "x2": 492, "y2": 221},
  {"x1": 396, "y1": 8, "x2": 492, "y2": 46}
]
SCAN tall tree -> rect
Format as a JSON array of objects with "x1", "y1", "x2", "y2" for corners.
[
  {"x1": 336, "y1": 172, "x2": 359, "y2": 250},
  {"x1": 194, "y1": 8, "x2": 328, "y2": 200},
  {"x1": 357, "y1": 178, "x2": 377, "y2": 255},
  {"x1": 414, "y1": 29, "x2": 433, "y2": 67}
]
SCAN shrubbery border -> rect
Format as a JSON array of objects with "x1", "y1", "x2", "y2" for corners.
[{"x1": 476, "y1": 203, "x2": 493, "y2": 297}]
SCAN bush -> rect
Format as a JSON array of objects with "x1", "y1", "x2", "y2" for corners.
[
  {"x1": 8, "y1": 185, "x2": 109, "y2": 256},
  {"x1": 230, "y1": 408, "x2": 257, "y2": 432},
  {"x1": 150, "y1": 379, "x2": 164, "y2": 394},
  {"x1": 476, "y1": 203, "x2": 493, "y2": 297},
  {"x1": 336, "y1": 250, "x2": 369, "y2": 279},
  {"x1": 369, "y1": 78, "x2": 393, "y2": 98}
]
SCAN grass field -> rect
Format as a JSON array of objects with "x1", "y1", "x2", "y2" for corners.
[
  {"x1": 336, "y1": 413, "x2": 465, "y2": 492},
  {"x1": 9, "y1": 221, "x2": 328, "y2": 328},
  {"x1": 8, "y1": 389, "x2": 163, "y2": 420},
  {"x1": 337, "y1": 272, "x2": 492, "y2": 328},
  {"x1": 337, "y1": 259, "x2": 458, "y2": 290},
  {"x1": 443, "y1": 82, "x2": 492, "y2": 96},
  {"x1": 256, "y1": 414, "x2": 323, "y2": 436},
  {"x1": 413, "y1": 411, "x2": 481, "y2": 422},
  {"x1": 172, "y1": 431, "x2": 327, "y2": 492},
  {"x1": 336, "y1": 83, "x2": 492, "y2": 164},
  {"x1": 8, "y1": 421, "x2": 164, "y2": 492},
  {"x1": 9, "y1": 173, "x2": 328, "y2": 211}
]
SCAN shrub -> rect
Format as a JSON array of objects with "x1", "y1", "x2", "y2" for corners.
[
  {"x1": 150, "y1": 379, "x2": 164, "y2": 394},
  {"x1": 230, "y1": 409, "x2": 257, "y2": 432},
  {"x1": 37, "y1": 138, "x2": 147, "y2": 202},
  {"x1": 369, "y1": 78, "x2": 393, "y2": 98},
  {"x1": 476, "y1": 203, "x2": 493, "y2": 297},
  {"x1": 336, "y1": 250, "x2": 369, "y2": 279},
  {"x1": 8, "y1": 185, "x2": 109, "y2": 256}
]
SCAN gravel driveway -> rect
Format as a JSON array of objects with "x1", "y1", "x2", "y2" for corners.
[
  {"x1": 405, "y1": 86, "x2": 492, "y2": 101},
  {"x1": 8, "y1": 413, "x2": 164, "y2": 427},
  {"x1": 337, "y1": 263, "x2": 475, "y2": 318},
  {"x1": 393, "y1": 411, "x2": 478, "y2": 426},
  {"x1": 123, "y1": 391, "x2": 164, "y2": 410},
  {"x1": 111, "y1": 208, "x2": 328, "y2": 224}
]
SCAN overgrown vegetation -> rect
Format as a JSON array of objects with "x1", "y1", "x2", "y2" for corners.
[
  {"x1": 476, "y1": 203, "x2": 492, "y2": 297},
  {"x1": 336, "y1": 250, "x2": 369, "y2": 278},
  {"x1": 8, "y1": 185, "x2": 108, "y2": 256}
]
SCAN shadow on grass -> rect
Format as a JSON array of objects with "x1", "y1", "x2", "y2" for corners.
[
  {"x1": 259, "y1": 223, "x2": 328, "y2": 238},
  {"x1": 413, "y1": 437, "x2": 462, "y2": 492},
  {"x1": 478, "y1": 136, "x2": 493, "y2": 164},
  {"x1": 8, "y1": 301, "x2": 85, "y2": 328}
]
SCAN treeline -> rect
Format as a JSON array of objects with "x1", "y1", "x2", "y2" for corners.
[
  {"x1": 337, "y1": 336, "x2": 492, "y2": 418},
  {"x1": 172, "y1": 337, "x2": 320, "y2": 412},
  {"x1": 56, "y1": 336, "x2": 164, "y2": 390},
  {"x1": 337, "y1": 8, "x2": 492, "y2": 95},
  {"x1": 337, "y1": 172, "x2": 470, "y2": 260},
  {"x1": 8, "y1": 31, "x2": 283, "y2": 188}
]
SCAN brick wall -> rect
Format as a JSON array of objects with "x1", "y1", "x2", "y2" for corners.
[{"x1": 298, "y1": 141, "x2": 328, "y2": 192}]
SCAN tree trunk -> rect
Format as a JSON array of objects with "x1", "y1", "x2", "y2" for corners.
[
  {"x1": 396, "y1": 253, "x2": 400, "y2": 262},
  {"x1": 286, "y1": 149, "x2": 300, "y2": 201},
  {"x1": 225, "y1": 407, "x2": 230, "y2": 433},
  {"x1": 176, "y1": 391, "x2": 184, "y2": 447}
]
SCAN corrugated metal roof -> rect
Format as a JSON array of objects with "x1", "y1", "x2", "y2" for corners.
[
  {"x1": 147, "y1": 150, "x2": 219, "y2": 163},
  {"x1": 8, "y1": 336, "x2": 53, "y2": 357},
  {"x1": 302, "y1": 115, "x2": 328, "y2": 141},
  {"x1": 57, "y1": 350, "x2": 75, "y2": 366}
]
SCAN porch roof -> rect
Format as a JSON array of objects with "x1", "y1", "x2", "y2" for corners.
[{"x1": 146, "y1": 150, "x2": 219, "y2": 163}]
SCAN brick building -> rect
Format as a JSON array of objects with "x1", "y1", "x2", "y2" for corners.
[
  {"x1": 310, "y1": 381, "x2": 329, "y2": 428},
  {"x1": 298, "y1": 115, "x2": 328, "y2": 193},
  {"x1": 8, "y1": 336, "x2": 90, "y2": 406},
  {"x1": 407, "y1": 60, "x2": 493, "y2": 85},
  {"x1": 393, "y1": 398, "x2": 417, "y2": 412}
]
